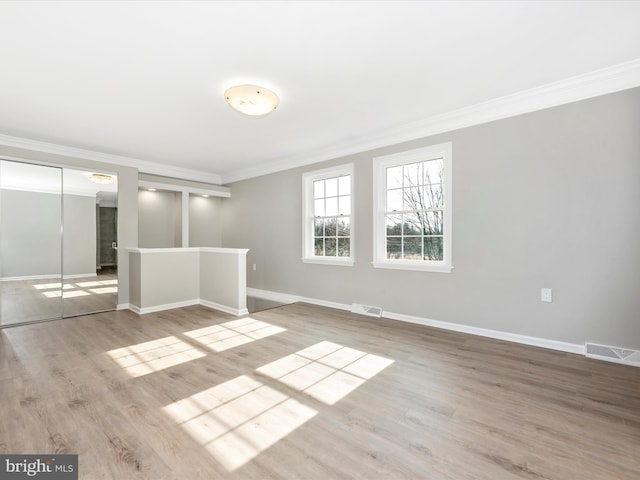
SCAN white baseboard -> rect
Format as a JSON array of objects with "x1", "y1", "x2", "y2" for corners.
[
  {"x1": 132, "y1": 299, "x2": 200, "y2": 315},
  {"x1": 116, "y1": 303, "x2": 129, "y2": 311},
  {"x1": 247, "y1": 287, "x2": 299, "y2": 304},
  {"x1": 129, "y1": 299, "x2": 248, "y2": 316},
  {"x1": 384, "y1": 311, "x2": 584, "y2": 355},
  {"x1": 247, "y1": 287, "x2": 352, "y2": 313},
  {"x1": 64, "y1": 273, "x2": 98, "y2": 280},
  {"x1": 1, "y1": 273, "x2": 98, "y2": 282},
  {"x1": 245, "y1": 288, "x2": 584, "y2": 355},
  {"x1": 1, "y1": 273, "x2": 60, "y2": 282},
  {"x1": 128, "y1": 304, "x2": 142, "y2": 314},
  {"x1": 200, "y1": 299, "x2": 248, "y2": 317}
]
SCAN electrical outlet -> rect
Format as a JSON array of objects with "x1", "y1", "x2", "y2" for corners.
[
  {"x1": 541, "y1": 288, "x2": 553, "y2": 303},
  {"x1": 252, "y1": 264, "x2": 257, "y2": 271}
]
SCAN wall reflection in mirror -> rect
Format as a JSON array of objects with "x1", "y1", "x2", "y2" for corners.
[{"x1": 0, "y1": 159, "x2": 118, "y2": 327}]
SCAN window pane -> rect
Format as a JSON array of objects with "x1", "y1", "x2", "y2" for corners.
[
  {"x1": 403, "y1": 237, "x2": 422, "y2": 260},
  {"x1": 404, "y1": 162, "x2": 422, "y2": 187},
  {"x1": 325, "y1": 237, "x2": 337, "y2": 256},
  {"x1": 314, "y1": 238, "x2": 324, "y2": 256},
  {"x1": 403, "y1": 212, "x2": 423, "y2": 235},
  {"x1": 325, "y1": 196, "x2": 338, "y2": 216},
  {"x1": 337, "y1": 218, "x2": 350, "y2": 236},
  {"x1": 423, "y1": 211, "x2": 443, "y2": 235},
  {"x1": 375, "y1": 144, "x2": 450, "y2": 267},
  {"x1": 403, "y1": 185, "x2": 422, "y2": 211},
  {"x1": 325, "y1": 177, "x2": 338, "y2": 197},
  {"x1": 424, "y1": 158, "x2": 443, "y2": 185},
  {"x1": 386, "y1": 236, "x2": 402, "y2": 259},
  {"x1": 314, "y1": 218, "x2": 324, "y2": 236},
  {"x1": 422, "y1": 183, "x2": 443, "y2": 209},
  {"x1": 313, "y1": 179, "x2": 325, "y2": 199},
  {"x1": 386, "y1": 214, "x2": 402, "y2": 235},
  {"x1": 338, "y1": 238, "x2": 350, "y2": 257},
  {"x1": 314, "y1": 198, "x2": 325, "y2": 216},
  {"x1": 424, "y1": 236, "x2": 443, "y2": 261},
  {"x1": 324, "y1": 218, "x2": 337, "y2": 236},
  {"x1": 387, "y1": 188, "x2": 403, "y2": 211},
  {"x1": 338, "y1": 175, "x2": 350, "y2": 195},
  {"x1": 387, "y1": 165, "x2": 403, "y2": 189},
  {"x1": 338, "y1": 195, "x2": 351, "y2": 215}
]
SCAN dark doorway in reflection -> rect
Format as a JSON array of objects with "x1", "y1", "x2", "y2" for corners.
[{"x1": 246, "y1": 296, "x2": 290, "y2": 313}]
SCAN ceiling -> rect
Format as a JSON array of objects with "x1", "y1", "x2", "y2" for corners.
[
  {"x1": 0, "y1": 159, "x2": 117, "y2": 196},
  {"x1": 1, "y1": 1, "x2": 639, "y2": 185}
]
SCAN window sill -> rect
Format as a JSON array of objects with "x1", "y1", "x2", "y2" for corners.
[
  {"x1": 372, "y1": 260, "x2": 453, "y2": 273},
  {"x1": 302, "y1": 257, "x2": 355, "y2": 267}
]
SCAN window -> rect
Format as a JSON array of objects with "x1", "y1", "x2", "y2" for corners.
[
  {"x1": 373, "y1": 143, "x2": 452, "y2": 272},
  {"x1": 302, "y1": 165, "x2": 354, "y2": 266}
]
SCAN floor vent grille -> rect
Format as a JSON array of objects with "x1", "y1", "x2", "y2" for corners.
[
  {"x1": 351, "y1": 303, "x2": 383, "y2": 318},
  {"x1": 585, "y1": 343, "x2": 640, "y2": 367}
]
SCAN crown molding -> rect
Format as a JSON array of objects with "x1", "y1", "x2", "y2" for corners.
[
  {"x1": 221, "y1": 58, "x2": 640, "y2": 184},
  {"x1": 1, "y1": 60, "x2": 638, "y2": 186},
  {"x1": 0, "y1": 133, "x2": 222, "y2": 185}
]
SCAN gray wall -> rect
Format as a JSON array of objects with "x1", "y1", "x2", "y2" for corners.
[
  {"x1": 1, "y1": 190, "x2": 99, "y2": 279},
  {"x1": 0, "y1": 144, "x2": 138, "y2": 307},
  {"x1": 64, "y1": 194, "x2": 97, "y2": 275},
  {"x1": 221, "y1": 88, "x2": 640, "y2": 349},
  {"x1": 138, "y1": 250, "x2": 199, "y2": 308},
  {"x1": 189, "y1": 195, "x2": 222, "y2": 247},
  {"x1": 138, "y1": 190, "x2": 178, "y2": 248},
  {"x1": 200, "y1": 249, "x2": 246, "y2": 312},
  {"x1": 0, "y1": 189, "x2": 62, "y2": 277}
]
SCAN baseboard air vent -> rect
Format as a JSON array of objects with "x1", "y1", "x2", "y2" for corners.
[
  {"x1": 351, "y1": 303, "x2": 383, "y2": 318},
  {"x1": 585, "y1": 343, "x2": 640, "y2": 367}
]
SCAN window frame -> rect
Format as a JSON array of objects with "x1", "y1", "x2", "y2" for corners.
[
  {"x1": 372, "y1": 142, "x2": 453, "y2": 273},
  {"x1": 302, "y1": 164, "x2": 355, "y2": 266}
]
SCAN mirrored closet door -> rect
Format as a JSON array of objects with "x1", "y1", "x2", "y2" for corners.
[
  {"x1": 0, "y1": 161, "x2": 63, "y2": 326},
  {"x1": 0, "y1": 159, "x2": 118, "y2": 327}
]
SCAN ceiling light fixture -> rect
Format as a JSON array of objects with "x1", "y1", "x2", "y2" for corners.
[
  {"x1": 89, "y1": 173, "x2": 115, "y2": 184},
  {"x1": 224, "y1": 84, "x2": 279, "y2": 116}
]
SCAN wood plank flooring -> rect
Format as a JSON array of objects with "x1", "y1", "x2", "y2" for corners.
[
  {"x1": 0, "y1": 303, "x2": 638, "y2": 479},
  {"x1": 0, "y1": 271, "x2": 118, "y2": 326}
]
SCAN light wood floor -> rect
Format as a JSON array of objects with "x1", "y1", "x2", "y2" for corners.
[
  {"x1": 0, "y1": 303, "x2": 638, "y2": 479},
  {"x1": 0, "y1": 270, "x2": 118, "y2": 326}
]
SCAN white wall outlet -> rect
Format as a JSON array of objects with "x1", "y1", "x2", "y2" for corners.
[
  {"x1": 541, "y1": 288, "x2": 553, "y2": 303},
  {"x1": 252, "y1": 263, "x2": 257, "y2": 271}
]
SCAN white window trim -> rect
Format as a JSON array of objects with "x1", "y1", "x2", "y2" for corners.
[
  {"x1": 302, "y1": 164, "x2": 355, "y2": 266},
  {"x1": 372, "y1": 142, "x2": 453, "y2": 273}
]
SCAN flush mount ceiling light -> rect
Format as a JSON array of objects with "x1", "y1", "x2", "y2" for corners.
[
  {"x1": 89, "y1": 173, "x2": 115, "y2": 184},
  {"x1": 224, "y1": 84, "x2": 279, "y2": 116}
]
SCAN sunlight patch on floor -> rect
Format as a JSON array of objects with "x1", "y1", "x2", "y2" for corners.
[
  {"x1": 257, "y1": 341, "x2": 394, "y2": 405},
  {"x1": 184, "y1": 318, "x2": 286, "y2": 353},
  {"x1": 88, "y1": 286, "x2": 118, "y2": 294},
  {"x1": 37, "y1": 280, "x2": 118, "y2": 298},
  {"x1": 107, "y1": 336, "x2": 206, "y2": 377},
  {"x1": 163, "y1": 374, "x2": 317, "y2": 471},
  {"x1": 33, "y1": 282, "x2": 67, "y2": 290},
  {"x1": 76, "y1": 279, "x2": 118, "y2": 287},
  {"x1": 43, "y1": 289, "x2": 90, "y2": 298}
]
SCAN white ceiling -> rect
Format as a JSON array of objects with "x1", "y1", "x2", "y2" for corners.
[
  {"x1": 1, "y1": 1, "x2": 639, "y2": 184},
  {"x1": 0, "y1": 160, "x2": 117, "y2": 196}
]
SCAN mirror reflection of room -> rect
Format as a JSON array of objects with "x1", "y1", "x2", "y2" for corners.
[{"x1": 0, "y1": 160, "x2": 118, "y2": 327}]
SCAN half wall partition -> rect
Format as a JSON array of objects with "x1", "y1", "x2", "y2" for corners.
[{"x1": 0, "y1": 159, "x2": 118, "y2": 327}]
